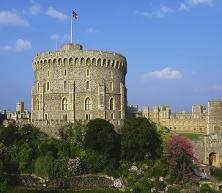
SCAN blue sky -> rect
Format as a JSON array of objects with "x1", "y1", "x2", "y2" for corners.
[{"x1": 0, "y1": 0, "x2": 222, "y2": 112}]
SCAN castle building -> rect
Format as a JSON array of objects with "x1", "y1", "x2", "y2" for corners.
[
  {"x1": 4, "y1": 101, "x2": 31, "y2": 126},
  {"x1": 142, "y1": 104, "x2": 207, "y2": 134},
  {"x1": 31, "y1": 43, "x2": 127, "y2": 133}
]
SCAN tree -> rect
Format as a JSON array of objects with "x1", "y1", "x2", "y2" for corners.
[
  {"x1": 85, "y1": 119, "x2": 121, "y2": 159},
  {"x1": 59, "y1": 121, "x2": 86, "y2": 147},
  {"x1": 121, "y1": 117, "x2": 162, "y2": 162},
  {"x1": 0, "y1": 124, "x2": 18, "y2": 146},
  {"x1": 10, "y1": 143, "x2": 33, "y2": 172},
  {"x1": 34, "y1": 156, "x2": 54, "y2": 179},
  {"x1": 166, "y1": 135, "x2": 197, "y2": 182}
]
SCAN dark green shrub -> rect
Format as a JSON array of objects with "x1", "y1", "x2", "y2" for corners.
[
  {"x1": 34, "y1": 155, "x2": 54, "y2": 179},
  {"x1": 0, "y1": 176, "x2": 8, "y2": 193}
]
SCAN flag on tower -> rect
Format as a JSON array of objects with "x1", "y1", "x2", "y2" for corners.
[{"x1": 72, "y1": 10, "x2": 78, "y2": 19}]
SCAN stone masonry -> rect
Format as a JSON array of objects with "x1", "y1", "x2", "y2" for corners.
[{"x1": 31, "y1": 43, "x2": 127, "y2": 135}]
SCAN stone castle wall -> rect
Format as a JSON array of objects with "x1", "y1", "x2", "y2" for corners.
[
  {"x1": 142, "y1": 105, "x2": 207, "y2": 134},
  {"x1": 31, "y1": 43, "x2": 127, "y2": 134}
]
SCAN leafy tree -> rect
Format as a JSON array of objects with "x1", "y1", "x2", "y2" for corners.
[
  {"x1": 38, "y1": 139, "x2": 58, "y2": 157},
  {"x1": 34, "y1": 156, "x2": 54, "y2": 179},
  {"x1": 10, "y1": 143, "x2": 33, "y2": 172},
  {"x1": 80, "y1": 149, "x2": 109, "y2": 173},
  {"x1": 166, "y1": 135, "x2": 197, "y2": 182},
  {"x1": 85, "y1": 119, "x2": 121, "y2": 160},
  {"x1": 59, "y1": 121, "x2": 86, "y2": 147},
  {"x1": 121, "y1": 117, "x2": 162, "y2": 162},
  {"x1": 0, "y1": 124, "x2": 18, "y2": 146},
  {"x1": 0, "y1": 113, "x2": 6, "y2": 125}
]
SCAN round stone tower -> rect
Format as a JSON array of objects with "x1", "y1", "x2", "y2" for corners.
[{"x1": 31, "y1": 43, "x2": 127, "y2": 132}]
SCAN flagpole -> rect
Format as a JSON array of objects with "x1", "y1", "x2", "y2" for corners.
[{"x1": 70, "y1": 14, "x2": 73, "y2": 44}]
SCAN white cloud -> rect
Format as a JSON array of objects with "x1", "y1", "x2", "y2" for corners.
[
  {"x1": 50, "y1": 34, "x2": 60, "y2": 41},
  {"x1": 135, "y1": 5, "x2": 173, "y2": 18},
  {"x1": 142, "y1": 67, "x2": 183, "y2": 80},
  {"x1": 46, "y1": 7, "x2": 67, "y2": 20},
  {"x1": 178, "y1": 3, "x2": 190, "y2": 11},
  {"x1": 0, "y1": 39, "x2": 32, "y2": 52},
  {"x1": 0, "y1": 11, "x2": 30, "y2": 27},
  {"x1": 86, "y1": 28, "x2": 98, "y2": 33},
  {"x1": 188, "y1": 0, "x2": 214, "y2": 6},
  {"x1": 29, "y1": 4, "x2": 41, "y2": 15}
]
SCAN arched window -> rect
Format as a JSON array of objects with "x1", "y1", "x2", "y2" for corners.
[
  {"x1": 47, "y1": 71, "x2": 49, "y2": 77},
  {"x1": 62, "y1": 98, "x2": 68, "y2": 110},
  {"x1": 64, "y1": 69, "x2": 67, "y2": 76},
  {"x1": 86, "y1": 81, "x2": 90, "y2": 89},
  {"x1": 64, "y1": 81, "x2": 67, "y2": 90},
  {"x1": 110, "y1": 98, "x2": 115, "y2": 110},
  {"x1": 111, "y1": 113, "x2": 115, "y2": 120},
  {"x1": 47, "y1": 82, "x2": 50, "y2": 91},
  {"x1": 44, "y1": 114, "x2": 48, "y2": 120},
  {"x1": 85, "y1": 97, "x2": 92, "y2": 110}
]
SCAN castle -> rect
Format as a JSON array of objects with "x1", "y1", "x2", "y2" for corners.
[
  {"x1": 2, "y1": 42, "x2": 222, "y2": 168},
  {"x1": 31, "y1": 43, "x2": 127, "y2": 134},
  {"x1": 128, "y1": 100, "x2": 222, "y2": 167}
]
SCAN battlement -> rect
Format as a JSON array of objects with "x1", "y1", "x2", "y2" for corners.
[{"x1": 32, "y1": 44, "x2": 127, "y2": 72}]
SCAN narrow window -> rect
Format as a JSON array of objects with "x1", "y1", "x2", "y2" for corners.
[
  {"x1": 64, "y1": 81, "x2": 67, "y2": 90},
  {"x1": 36, "y1": 98, "x2": 39, "y2": 111},
  {"x1": 64, "y1": 69, "x2": 67, "y2": 76},
  {"x1": 62, "y1": 98, "x2": 68, "y2": 110},
  {"x1": 63, "y1": 114, "x2": 67, "y2": 121},
  {"x1": 44, "y1": 114, "x2": 48, "y2": 120},
  {"x1": 85, "y1": 97, "x2": 92, "y2": 110},
  {"x1": 110, "y1": 98, "x2": 115, "y2": 110},
  {"x1": 48, "y1": 71, "x2": 49, "y2": 77},
  {"x1": 47, "y1": 82, "x2": 50, "y2": 91},
  {"x1": 86, "y1": 114, "x2": 91, "y2": 120},
  {"x1": 86, "y1": 81, "x2": 90, "y2": 89},
  {"x1": 37, "y1": 83, "x2": 40, "y2": 92},
  {"x1": 109, "y1": 81, "x2": 113, "y2": 91},
  {"x1": 86, "y1": 69, "x2": 90, "y2": 76}
]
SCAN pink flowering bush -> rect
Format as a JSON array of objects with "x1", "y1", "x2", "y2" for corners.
[{"x1": 166, "y1": 135, "x2": 197, "y2": 182}]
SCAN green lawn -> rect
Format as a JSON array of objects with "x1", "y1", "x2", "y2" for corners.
[
  {"x1": 177, "y1": 132, "x2": 202, "y2": 140},
  {"x1": 6, "y1": 187, "x2": 128, "y2": 193}
]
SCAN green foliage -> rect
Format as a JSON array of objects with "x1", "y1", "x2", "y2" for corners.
[
  {"x1": 50, "y1": 158, "x2": 70, "y2": 179},
  {"x1": 0, "y1": 113, "x2": 6, "y2": 125},
  {"x1": 81, "y1": 149, "x2": 109, "y2": 173},
  {"x1": 121, "y1": 117, "x2": 162, "y2": 162},
  {"x1": 6, "y1": 188, "x2": 129, "y2": 193},
  {"x1": 85, "y1": 119, "x2": 121, "y2": 161},
  {"x1": 0, "y1": 176, "x2": 8, "y2": 193},
  {"x1": 200, "y1": 184, "x2": 219, "y2": 193},
  {"x1": 158, "y1": 126, "x2": 171, "y2": 144},
  {"x1": 61, "y1": 121, "x2": 86, "y2": 147},
  {"x1": 34, "y1": 155, "x2": 54, "y2": 179},
  {"x1": 178, "y1": 132, "x2": 202, "y2": 141},
  {"x1": 0, "y1": 124, "x2": 18, "y2": 146},
  {"x1": 10, "y1": 143, "x2": 33, "y2": 172},
  {"x1": 167, "y1": 186, "x2": 180, "y2": 193},
  {"x1": 38, "y1": 139, "x2": 58, "y2": 157},
  {"x1": 212, "y1": 167, "x2": 222, "y2": 181}
]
